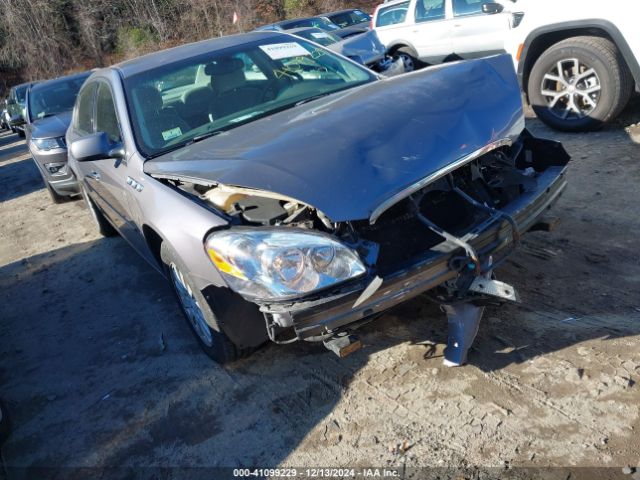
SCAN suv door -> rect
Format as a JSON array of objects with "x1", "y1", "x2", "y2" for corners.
[
  {"x1": 373, "y1": 1, "x2": 412, "y2": 50},
  {"x1": 450, "y1": 0, "x2": 511, "y2": 58},
  {"x1": 407, "y1": 0, "x2": 454, "y2": 63}
]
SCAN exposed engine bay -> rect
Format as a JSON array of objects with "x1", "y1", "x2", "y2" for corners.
[{"x1": 163, "y1": 130, "x2": 568, "y2": 289}]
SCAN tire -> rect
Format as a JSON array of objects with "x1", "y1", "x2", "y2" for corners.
[
  {"x1": 17, "y1": 129, "x2": 25, "y2": 138},
  {"x1": 528, "y1": 36, "x2": 633, "y2": 132},
  {"x1": 160, "y1": 242, "x2": 257, "y2": 364},
  {"x1": 392, "y1": 47, "x2": 423, "y2": 73},
  {"x1": 81, "y1": 183, "x2": 117, "y2": 237}
]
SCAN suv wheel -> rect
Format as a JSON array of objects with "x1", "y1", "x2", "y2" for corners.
[
  {"x1": 393, "y1": 47, "x2": 422, "y2": 72},
  {"x1": 160, "y1": 242, "x2": 256, "y2": 364},
  {"x1": 528, "y1": 36, "x2": 633, "y2": 132}
]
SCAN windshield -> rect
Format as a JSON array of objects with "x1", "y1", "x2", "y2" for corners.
[
  {"x1": 28, "y1": 74, "x2": 90, "y2": 120},
  {"x1": 295, "y1": 29, "x2": 341, "y2": 47},
  {"x1": 124, "y1": 37, "x2": 375, "y2": 158},
  {"x1": 328, "y1": 10, "x2": 371, "y2": 28}
]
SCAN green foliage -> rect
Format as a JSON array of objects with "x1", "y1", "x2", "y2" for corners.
[{"x1": 116, "y1": 27, "x2": 157, "y2": 57}]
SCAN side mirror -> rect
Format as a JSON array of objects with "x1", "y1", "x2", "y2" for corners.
[
  {"x1": 70, "y1": 132, "x2": 124, "y2": 162},
  {"x1": 482, "y1": 2, "x2": 504, "y2": 14}
]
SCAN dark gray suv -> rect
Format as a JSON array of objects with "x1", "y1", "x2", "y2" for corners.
[{"x1": 25, "y1": 71, "x2": 91, "y2": 202}]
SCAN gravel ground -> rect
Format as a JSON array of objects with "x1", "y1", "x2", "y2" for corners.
[{"x1": 1, "y1": 105, "x2": 639, "y2": 479}]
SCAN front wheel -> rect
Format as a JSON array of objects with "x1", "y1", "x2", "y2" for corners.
[
  {"x1": 528, "y1": 36, "x2": 633, "y2": 132},
  {"x1": 160, "y1": 242, "x2": 258, "y2": 364}
]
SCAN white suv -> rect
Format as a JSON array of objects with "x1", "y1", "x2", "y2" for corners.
[{"x1": 373, "y1": 0, "x2": 640, "y2": 132}]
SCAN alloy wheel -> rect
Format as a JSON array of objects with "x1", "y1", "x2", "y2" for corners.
[
  {"x1": 169, "y1": 263, "x2": 213, "y2": 347},
  {"x1": 540, "y1": 57, "x2": 601, "y2": 120}
]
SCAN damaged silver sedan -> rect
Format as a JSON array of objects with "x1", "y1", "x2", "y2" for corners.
[{"x1": 67, "y1": 31, "x2": 569, "y2": 365}]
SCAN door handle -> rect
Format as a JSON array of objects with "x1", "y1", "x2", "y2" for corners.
[{"x1": 88, "y1": 171, "x2": 101, "y2": 181}]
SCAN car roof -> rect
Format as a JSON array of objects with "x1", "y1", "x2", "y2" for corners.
[
  {"x1": 111, "y1": 31, "x2": 286, "y2": 78},
  {"x1": 324, "y1": 8, "x2": 367, "y2": 16},
  {"x1": 286, "y1": 27, "x2": 324, "y2": 34},
  {"x1": 379, "y1": 0, "x2": 411, "y2": 7},
  {"x1": 258, "y1": 16, "x2": 325, "y2": 29},
  {"x1": 11, "y1": 81, "x2": 37, "y2": 91},
  {"x1": 30, "y1": 71, "x2": 92, "y2": 93}
]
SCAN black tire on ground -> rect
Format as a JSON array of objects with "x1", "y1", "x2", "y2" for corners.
[
  {"x1": 392, "y1": 46, "x2": 423, "y2": 72},
  {"x1": 17, "y1": 129, "x2": 25, "y2": 138},
  {"x1": 0, "y1": 400, "x2": 10, "y2": 446},
  {"x1": 528, "y1": 36, "x2": 633, "y2": 132},
  {"x1": 81, "y1": 183, "x2": 117, "y2": 237},
  {"x1": 160, "y1": 242, "x2": 256, "y2": 364}
]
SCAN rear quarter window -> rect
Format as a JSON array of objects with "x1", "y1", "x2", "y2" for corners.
[
  {"x1": 74, "y1": 83, "x2": 97, "y2": 135},
  {"x1": 376, "y1": 2, "x2": 410, "y2": 27}
]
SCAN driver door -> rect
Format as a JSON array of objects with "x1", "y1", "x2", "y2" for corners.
[{"x1": 87, "y1": 81, "x2": 152, "y2": 259}]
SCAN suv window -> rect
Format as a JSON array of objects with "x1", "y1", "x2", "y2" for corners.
[
  {"x1": 416, "y1": 0, "x2": 446, "y2": 22},
  {"x1": 95, "y1": 83, "x2": 121, "y2": 143},
  {"x1": 75, "y1": 83, "x2": 97, "y2": 135},
  {"x1": 375, "y1": 1, "x2": 410, "y2": 27},
  {"x1": 453, "y1": 0, "x2": 483, "y2": 17}
]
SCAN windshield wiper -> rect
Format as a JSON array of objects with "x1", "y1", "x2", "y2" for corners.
[
  {"x1": 37, "y1": 112, "x2": 60, "y2": 119},
  {"x1": 295, "y1": 93, "x2": 332, "y2": 106},
  {"x1": 190, "y1": 130, "x2": 224, "y2": 144}
]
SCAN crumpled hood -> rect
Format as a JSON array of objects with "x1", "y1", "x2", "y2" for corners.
[
  {"x1": 328, "y1": 30, "x2": 386, "y2": 65},
  {"x1": 145, "y1": 54, "x2": 524, "y2": 222},
  {"x1": 30, "y1": 111, "x2": 72, "y2": 139}
]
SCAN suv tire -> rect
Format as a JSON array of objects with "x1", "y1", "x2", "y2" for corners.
[
  {"x1": 393, "y1": 47, "x2": 423, "y2": 72},
  {"x1": 160, "y1": 242, "x2": 256, "y2": 364},
  {"x1": 528, "y1": 36, "x2": 633, "y2": 132}
]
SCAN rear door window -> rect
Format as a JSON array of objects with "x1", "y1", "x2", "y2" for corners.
[
  {"x1": 74, "y1": 83, "x2": 97, "y2": 135},
  {"x1": 375, "y1": 2, "x2": 410, "y2": 27},
  {"x1": 415, "y1": 0, "x2": 446, "y2": 22},
  {"x1": 453, "y1": 0, "x2": 484, "y2": 16}
]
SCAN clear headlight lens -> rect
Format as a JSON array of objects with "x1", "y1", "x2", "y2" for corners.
[
  {"x1": 33, "y1": 137, "x2": 65, "y2": 151},
  {"x1": 205, "y1": 229, "x2": 366, "y2": 300}
]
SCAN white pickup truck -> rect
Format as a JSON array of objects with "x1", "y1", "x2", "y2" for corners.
[{"x1": 372, "y1": 0, "x2": 640, "y2": 131}]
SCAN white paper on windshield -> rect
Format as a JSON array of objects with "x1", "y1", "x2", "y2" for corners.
[
  {"x1": 259, "y1": 42, "x2": 310, "y2": 60},
  {"x1": 311, "y1": 32, "x2": 331, "y2": 39}
]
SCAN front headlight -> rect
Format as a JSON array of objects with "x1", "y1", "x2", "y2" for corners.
[
  {"x1": 33, "y1": 137, "x2": 65, "y2": 151},
  {"x1": 205, "y1": 229, "x2": 367, "y2": 300}
]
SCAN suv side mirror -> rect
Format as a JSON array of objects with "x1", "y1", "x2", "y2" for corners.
[
  {"x1": 482, "y1": 2, "x2": 504, "y2": 14},
  {"x1": 70, "y1": 132, "x2": 124, "y2": 162}
]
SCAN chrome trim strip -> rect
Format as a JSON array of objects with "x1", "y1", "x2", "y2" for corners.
[{"x1": 369, "y1": 138, "x2": 513, "y2": 224}]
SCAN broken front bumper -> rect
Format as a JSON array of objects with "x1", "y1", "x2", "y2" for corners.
[{"x1": 263, "y1": 165, "x2": 567, "y2": 340}]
